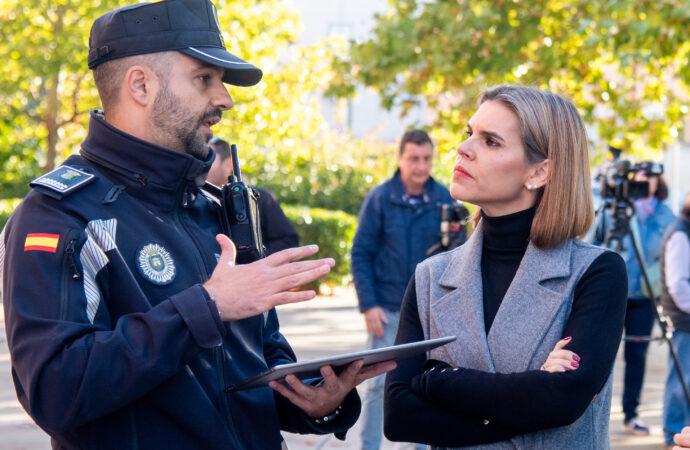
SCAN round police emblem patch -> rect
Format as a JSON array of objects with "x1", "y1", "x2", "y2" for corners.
[{"x1": 136, "y1": 243, "x2": 176, "y2": 285}]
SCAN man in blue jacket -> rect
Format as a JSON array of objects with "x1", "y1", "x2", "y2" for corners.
[
  {"x1": 0, "y1": 1, "x2": 393, "y2": 449},
  {"x1": 351, "y1": 129, "x2": 461, "y2": 449}
]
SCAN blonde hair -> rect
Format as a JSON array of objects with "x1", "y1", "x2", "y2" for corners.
[{"x1": 475, "y1": 85, "x2": 594, "y2": 249}]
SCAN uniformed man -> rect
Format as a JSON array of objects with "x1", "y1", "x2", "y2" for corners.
[{"x1": 0, "y1": 0, "x2": 393, "y2": 448}]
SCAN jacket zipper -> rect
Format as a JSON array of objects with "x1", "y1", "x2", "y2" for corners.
[
  {"x1": 81, "y1": 149, "x2": 147, "y2": 186},
  {"x1": 172, "y1": 207, "x2": 236, "y2": 429},
  {"x1": 60, "y1": 237, "x2": 80, "y2": 320}
]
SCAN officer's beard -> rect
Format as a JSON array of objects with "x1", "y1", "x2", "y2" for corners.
[{"x1": 151, "y1": 84, "x2": 220, "y2": 160}]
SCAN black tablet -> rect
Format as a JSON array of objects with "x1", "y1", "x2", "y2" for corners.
[{"x1": 225, "y1": 335, "x2": 456, "y2": 392}]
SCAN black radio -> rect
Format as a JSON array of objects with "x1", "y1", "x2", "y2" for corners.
[{"x1": 220, "y1": 144, "x2": 265, "y2": 264}]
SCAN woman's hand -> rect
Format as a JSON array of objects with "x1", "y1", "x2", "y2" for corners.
[{"x1": 540, "y1": 336, "x2": 580, "y2": 373}]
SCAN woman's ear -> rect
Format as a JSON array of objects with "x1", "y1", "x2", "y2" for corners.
[{"x1": 527, "y1": 159, "x2": 553, "y2": 190}]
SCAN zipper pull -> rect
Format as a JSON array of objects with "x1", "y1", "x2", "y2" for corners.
[{"x1": 65, "y1": 239, "x2": 80, "y2": 279}]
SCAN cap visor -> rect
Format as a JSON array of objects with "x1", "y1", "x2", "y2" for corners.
[{"x1": 180, "y1": 47, "x2": 263, "y2": 87}]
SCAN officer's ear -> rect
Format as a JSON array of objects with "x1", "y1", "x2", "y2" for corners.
[{"x1": 123, "y1": 64, "x2": 158, "y2": 107}]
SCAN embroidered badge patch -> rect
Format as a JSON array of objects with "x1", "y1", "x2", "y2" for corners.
[
  {"x1": 136, "y1": 243, "x2": 176, "y2": 285},
  {"x1": 24, "y1": 233, "x2": 60, "y2": 252},
  {"x1": 30, "y1": 165, "x2": 95, "y2": 195}
]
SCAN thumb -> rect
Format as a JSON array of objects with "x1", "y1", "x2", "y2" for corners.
[
  {"x1": 552, "y1": 336, "x2": 572, "y2": 351},
  {"x1": 216, "y1": 234, "x2": 237, "y2": 267}
]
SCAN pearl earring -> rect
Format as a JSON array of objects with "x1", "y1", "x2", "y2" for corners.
[{"x1": 526, "y1": 184, "x2": 535, "y2": 190}]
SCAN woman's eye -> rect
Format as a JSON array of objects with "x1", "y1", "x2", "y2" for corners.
[
  {"x1": 486, "y1": 138, "x2": 499, "y2": 147},
  {"x1": 464, "y1": 130, "x2": 472, "y2": 137}
]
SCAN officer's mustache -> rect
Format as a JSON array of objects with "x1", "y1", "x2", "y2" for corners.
[{"x1": 197, "y1": 109, "x2": 223, "y2": 129}]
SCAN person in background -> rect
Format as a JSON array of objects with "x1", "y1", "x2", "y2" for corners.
[
  {"x1": 207, "y1": 137, "x2": 299, "y2": 255},
  {"x1": 351, "y1": 129, "x2": 460, "y2": 450},
  {"x1": 0, "y1": 1, "x2": 394, "y2": 448},
  {"x1": 661, "y1": 192, "x2": 690, "y2": 448},
  {"x1": 384, "y1": 85, "x2": 627, "y2": 448},
  {"x1": 593, "y1": 168, "x2": 676, "y2": 435}
]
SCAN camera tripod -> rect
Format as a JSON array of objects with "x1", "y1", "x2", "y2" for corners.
[{"x1": 597, "y1": 200, "x2": 690, "y2": 408}]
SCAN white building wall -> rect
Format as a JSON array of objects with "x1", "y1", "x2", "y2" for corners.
[{"x1": 287, "y1": 0, "x2": 423, "y2": 141}]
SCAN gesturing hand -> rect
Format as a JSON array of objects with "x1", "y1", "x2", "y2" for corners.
[
  {"x1": 269, "y1": 359, "x2": 397, "y2": 418},
  {"x1": 203, "y1": 234, "x2": 335, "y2": 321}
]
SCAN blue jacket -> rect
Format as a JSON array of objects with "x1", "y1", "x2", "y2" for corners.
[
  {"x1": 592, "y1": 198, "x2": 675, "y2": 299},
  {"x1": 351, "y1": 170, "x2": 456, "y2": 313},
  {"x1": 0, "y1": 112, "x2": 359, "y2": 450}
]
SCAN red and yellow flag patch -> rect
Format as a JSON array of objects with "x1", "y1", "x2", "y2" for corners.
[{"x1": 24, "y1": 233, "x2": 60, "y2": 253}]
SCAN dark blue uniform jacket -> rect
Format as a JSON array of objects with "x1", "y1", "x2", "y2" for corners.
[{"x1": 1, "y1": 112, "x2": 359, "y2": 449}]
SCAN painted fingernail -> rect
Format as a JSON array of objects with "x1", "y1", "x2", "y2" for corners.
[
  {"x1": 564, "y1": 336, "x2": 572, "y2": 341},
  {"x1": 573, "y1": 354, "x2": 581, "y2": 362},
  {"x1": 571, "y1": 362, "x2": 579, "y2": 368}
]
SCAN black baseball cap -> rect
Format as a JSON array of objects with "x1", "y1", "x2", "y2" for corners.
[{"x1": 87, "y1": 0, "x2": 262, "y2": 86}]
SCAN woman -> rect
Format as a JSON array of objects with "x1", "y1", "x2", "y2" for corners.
[{"x1": 384, "y1": 85, "x2": 627, "y2": 449}]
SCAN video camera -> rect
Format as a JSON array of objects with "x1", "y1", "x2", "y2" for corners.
[
  {"x1": 599, "y1": 160, "x2": 663, "y2": 202},
  {"x1": 426, "y1": 202, "x2": 469, "y2": 255}
]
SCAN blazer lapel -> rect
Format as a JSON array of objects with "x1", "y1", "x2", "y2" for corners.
[
  {"x1": 430, "y1": 222, "x2": 495, "y2": 372},
  {"x1": 488, "y1": 240, "x2": 573, "y2": 373}
]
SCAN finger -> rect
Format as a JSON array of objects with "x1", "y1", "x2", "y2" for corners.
[
  {"x1": 337, "y1": 360, "x2": 365, "y2": 387},
  {"x1": 552, "y1": 336, "x2": 572, "y2": 351},
  {"x1": 215, "y1": 234, "x2": 237, "y2": 267},
  {"x1": 379, "y1": 309, "x2": 389, "y2": 325},
  {"x1": 269, "y1": 380, "x2": 308, "y2": 410},
  {"x1": 549, "y1": 358, "x2": 578, "y2": 369},
  {"x1": 319, "y1": 365, "x2": 343, "y2": 392},
  {"x1": 266, "y1": 290, "x2": 317, "y2": 308},
  {"x1": 355, "y1": 361, "x2": 397, "y2": 385},
  {"x1": 371, "y1": 319, "x2": 384, "y2": 338},
  {"x1": 264, "y1": 244, "x2": 320, "y2": 266},
  {"x1": 284, "y1": 374, "x2": 317, "y2": 400},
  {"x1": 548, "y1": 350, "x2": 576, "y2": 360},
  {"x1": 272, "y1": 258, "x2": 336, "y2": 279},
  {"x1": 273, "y1": 264, "x2": 333, "y2": 292}
]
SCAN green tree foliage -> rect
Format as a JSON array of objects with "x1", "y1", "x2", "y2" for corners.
[
  {"x1": 0, "y1": 0, "x2": 118, "y2": 196},
  {"x1": 328, "y1": 0, "x2": 690, "y2": 162},
  {"x1": 0, "y1": 0, "x2": 393, "y2": 203}
]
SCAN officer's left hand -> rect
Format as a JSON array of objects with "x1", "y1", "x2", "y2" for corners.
[{"x1": 269, "y1": 359, "x2": 396, "y2": 418}]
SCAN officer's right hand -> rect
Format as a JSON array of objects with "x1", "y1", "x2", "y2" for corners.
[
  {"x1": 364, "y1": 306, "x2": 388, "y2": 338},
  {"x1": 203, "y1": 234, "x2": 335, "y2": 321}
]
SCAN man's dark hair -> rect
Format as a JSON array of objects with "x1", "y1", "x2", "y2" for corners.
[
  {"x1": 399, "y1": 129, "x2": 433, "y2": 155},
  {"x1": 209, "y1": 137, "x2": 231, "y2": 161},
  {"x1": 92, "y1": 52, "x2": 175, "y2": 112}
]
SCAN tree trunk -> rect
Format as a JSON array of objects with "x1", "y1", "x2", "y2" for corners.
[{"x1": 44, "y1": 73, "x2": 59, "y2": 173}]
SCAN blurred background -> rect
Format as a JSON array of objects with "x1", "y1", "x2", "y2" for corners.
[{"x1": 0, "y1": 0, "x2": 689, "y2": 290}]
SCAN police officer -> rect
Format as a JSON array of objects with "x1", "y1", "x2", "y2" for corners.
[{"x1": 0, "y1": 1, "x2": 394, "y2": 449}]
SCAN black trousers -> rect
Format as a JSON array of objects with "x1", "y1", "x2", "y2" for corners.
[{"x1": 622, "y1": 297, "x2": 655, "y2": 421}]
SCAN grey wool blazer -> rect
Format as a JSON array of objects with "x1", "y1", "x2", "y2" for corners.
[{"x1": 415, "y1": 220, "x2": 612, "y2": 450}]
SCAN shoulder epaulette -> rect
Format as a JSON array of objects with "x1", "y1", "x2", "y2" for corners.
[{"x1": 30, "y1": 165, "x2": 96, "y2": 200}]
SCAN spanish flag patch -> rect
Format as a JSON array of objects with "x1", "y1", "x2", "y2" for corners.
[{"x1": 24, "y1": 233, "x2": 60, "y2": 253}]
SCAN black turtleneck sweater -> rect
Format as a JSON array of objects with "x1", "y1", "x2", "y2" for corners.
[{"x1": 384, "y1": 208, "x2": 627, "y2": 447}]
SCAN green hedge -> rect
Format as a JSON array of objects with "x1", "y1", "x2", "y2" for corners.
[{"x1": 282, "y1": 204, "x2": 357, "y2": 289}]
